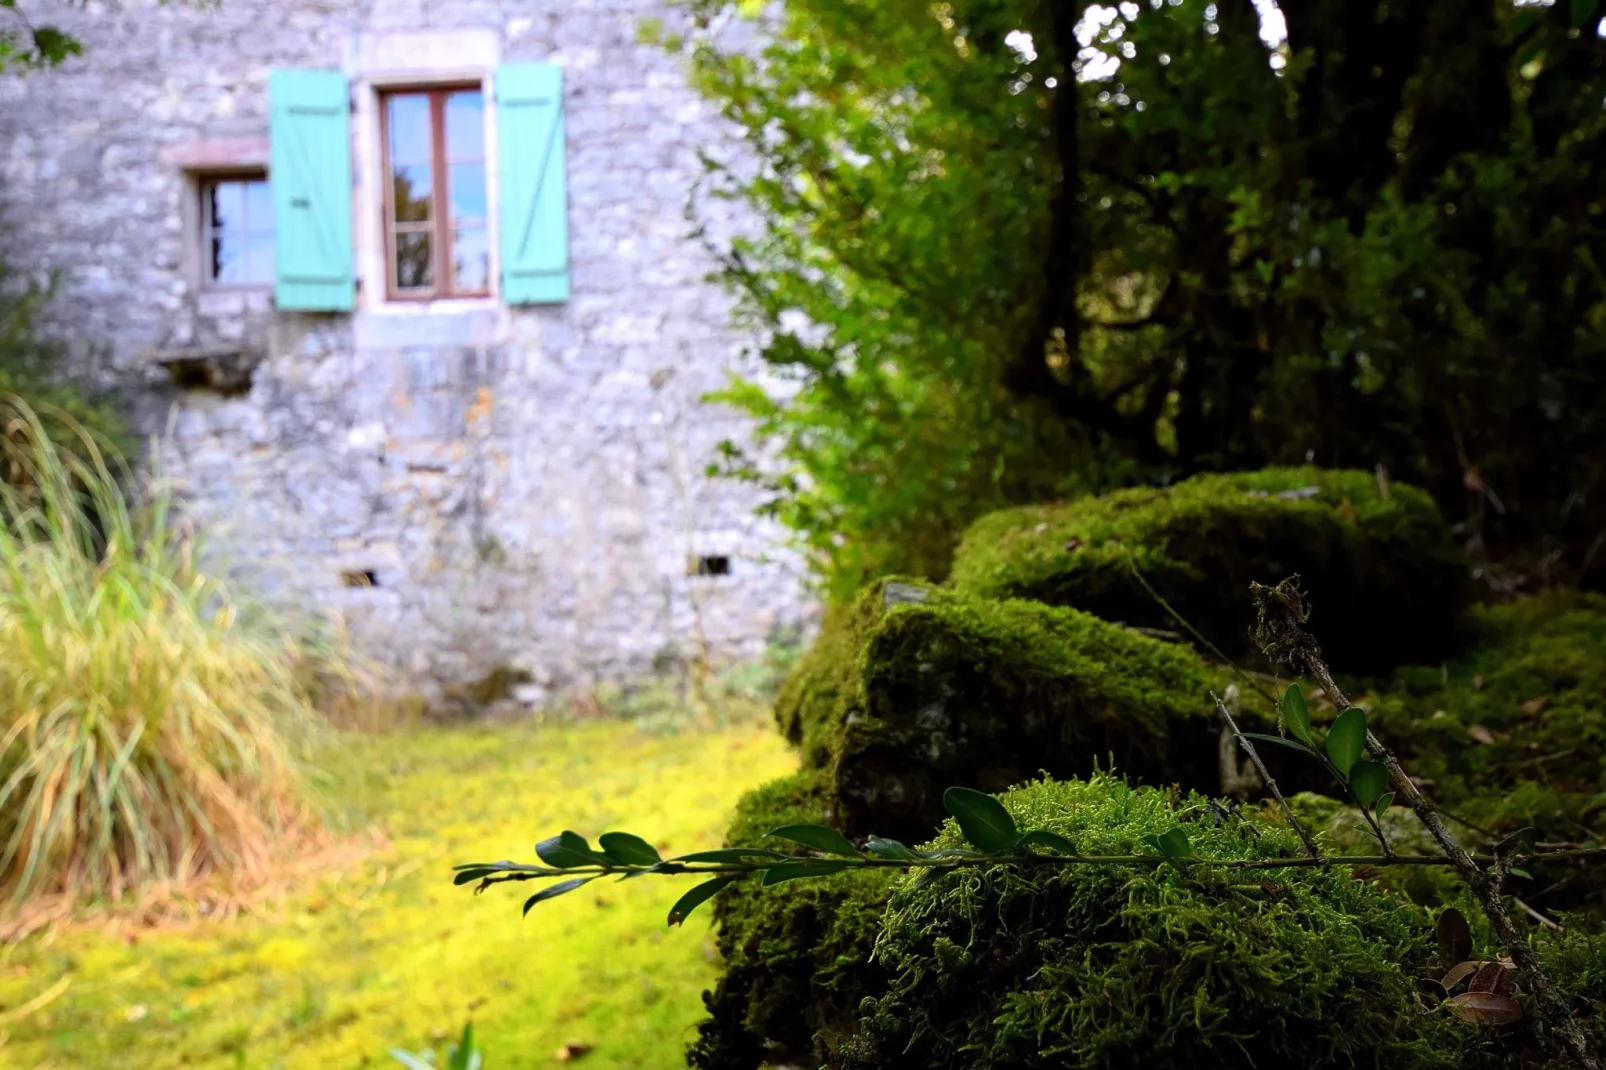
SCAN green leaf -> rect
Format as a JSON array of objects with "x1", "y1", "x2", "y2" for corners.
[
  {"x1": 1349, "y1": 760, "x2": 1390, "y2": 807},
  {"x1": 598, "y1": 832, "x2": 662, "y2": 866},
  {"x1": 671, "y1": 847, "x2": 793, "y2": 864},
  {"x1": 522, "y1": 876, "x2": 593, "y2": 915},
  {"x1": 766, "y1": 823, "x2": 861, "y2": 857},
  {"x1": 1510, "y1": 867, "x2": 1532, "y2": 880},
  {"x1": 1326, "y1": 707, "x2": 1368, "y2": 779},
  {"x1": 1242, "y1": 731, "x2": 1317, "y2": 755},
  {"x1": 1373, "y1": 792, "x2": 1395, "y2": 824},
  {"x1": 942, "y1": 787, "x2": 1020, "y2": 853},
  {"x1": 1016, "y1": 830, "x2": 1078, "y2": 855},
  {"x1": 1571, "y1": 0, "x2": 1596, "y2": 29},
  {"x1": 535, "y1": 833, "x2": 608, "y2": 869},
  {"x1": 1495, "y1": 827, "x2": 1539, "y2": 859},
  {"x1": 667, "y1": 875, "x2": 737, "y2": 926},
  {"x1": 1282, "y1": 683, "x2": 1311, "y2": 743},
  {"x1": 761, "y1": 860, "x2": 848, "y2": 886},
  {"x1": 1510, "y1": 7, "x2": 1541, "y2": 38},
  {"x1": 864, "y1": 836, "x2": 919, "y2": 860},
  {"x1": 1146, "y1": 827, "x2": 1193, "y2": 859}
]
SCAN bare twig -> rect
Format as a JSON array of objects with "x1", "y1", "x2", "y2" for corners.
[
  {"x1": 1212, "y1": 688, "x2": 1323, "y2": 863},
  {"x1": 1514, "y1": 897, "x2": 1563, "y2": 932},
  {"x1": 1251, "y1": 578, "x2": 1598, "y2": 1070}
]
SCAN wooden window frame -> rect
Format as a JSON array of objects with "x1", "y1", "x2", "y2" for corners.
[
  {"x1": 378, "y1": 84, "x2": 490, "y2": 302},
  {"x1": 199, "y1": 171, "x2": 273, "y2": 290}
]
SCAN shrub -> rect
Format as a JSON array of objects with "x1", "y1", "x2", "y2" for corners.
[
  {"x1": 690, "y1": 768, "x2": 896, "y2": 1070},
  {"x1": 833, "y1": 775, "x2": 1473, "y2": 1070},
  {"x1": 0, "y1": 399, "x2": 319, "y2": 908},
  {"x1": 948, "y1": 468, "x2": 1468, "y2": 672}
]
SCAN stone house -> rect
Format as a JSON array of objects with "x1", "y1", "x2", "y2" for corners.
[{"x1": 0, "y1": 0, "x2": 813, "y2": 707}]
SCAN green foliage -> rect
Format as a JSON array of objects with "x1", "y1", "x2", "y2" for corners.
[
  {"x1": 834, "y1": 775, "x2": 1470, "y2": 1070},
  {"x1": 689, "y1": 769, "x2": 897, "y2": 1070},
  {"x1": 0, "y1": 399, "x2": 319, "y2": 907},
  {"x1": 949, "y1": 467, "x2": 1468, "y2": 670},
  {"x1": 392, "y1": 1023, "x2": 483, "y2": 1070},
  {"x1": 674, "y1": 0, "x2": 1606, "y2": 594}
]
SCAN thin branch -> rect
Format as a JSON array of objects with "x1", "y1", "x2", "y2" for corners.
[
  {"x1": 1250, "y1": 578, "x2": 1598, "y2": 1070},
  {"x1": 1514, "y1": 897, "x2": 1564, "y2": 932},
  {"x1": 1212, "y1": 689, "x2": 1324, "y2": 863}
]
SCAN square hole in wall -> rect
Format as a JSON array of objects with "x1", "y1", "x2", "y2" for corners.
[{"x1": 688, "y1": 555, "x2": 731, "y2": 577}]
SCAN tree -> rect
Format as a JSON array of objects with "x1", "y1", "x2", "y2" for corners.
[{"x1": 673, "y1": 0, "x2": 1606, "y2": 599}]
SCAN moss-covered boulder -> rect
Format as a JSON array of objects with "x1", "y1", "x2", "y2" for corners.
[
  {"x1": 829, "y1": 585, "x2": 1256, "y2": 840},
  {"x1": 689, "y1": 768, "x2": 897, "y2": 1070},
  {"x1": 832, "y1": 775, "x2": 1473, "y2": 1070},
  {"x1": 949, "y1": 467, "x2": 1468, "y2": 672}
]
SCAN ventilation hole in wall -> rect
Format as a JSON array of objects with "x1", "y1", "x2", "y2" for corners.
[
  {"x1": 342, "y1": 569, "x2": 379, "y2": 589},
  {"x1": 688, "y1": 555, "x2": 731, "y2": 577}
]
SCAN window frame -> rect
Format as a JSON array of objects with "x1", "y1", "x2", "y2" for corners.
[
  {"x1": 377, "y1": 84, "x2": 491, "y2": 303},
  {"x1": 197, "y1": 171, "x2": 274, "y2": 290}
]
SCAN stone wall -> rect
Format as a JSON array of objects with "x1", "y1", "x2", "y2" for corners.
[{"x1": 0, "y1": 0, "x2": 814, "y2": 707}]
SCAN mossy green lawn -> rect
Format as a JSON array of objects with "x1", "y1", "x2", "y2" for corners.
[{"x1": 0, "y1": 719, "x2": 797, "y2": 1069}]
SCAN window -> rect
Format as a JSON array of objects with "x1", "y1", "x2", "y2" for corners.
[
  {"x1": 201, "y1": 176, "x2": 274, "y2": 286},
  {"x1": 381, "y1": 87, "x2": 489, "y2": 300}
]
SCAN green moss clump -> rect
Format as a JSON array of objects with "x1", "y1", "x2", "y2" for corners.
[
  {"x1": 948, "y1": 467, "x2": 1468, "y2": 672},
  {"x1": 1360, "y1": 590, "x2": 1606, "y2": 914},
  {"x1": 833, "y1": 590, "x2": 1253, "y2": 841},
  {"x1": 834, "y1": 775, "x2": 1471, "y2": 1070},
  {"x1": 690, "y1": 768, "x2": 897, "y2": 1070},
  {"x1": 774, "y1": 577, "x2": 932, "y2": 768}
]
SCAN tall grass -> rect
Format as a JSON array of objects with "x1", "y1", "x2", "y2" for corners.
[{"x1": 0, "y1": 396, "x2": 321, "y2": 909}]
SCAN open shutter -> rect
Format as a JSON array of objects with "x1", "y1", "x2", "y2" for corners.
[
  {"x1": 496, "y1": 63, "x2": 569, "y2": 304},
  {"x1": 269, "y1": 69, "x2": 354, "y2": 311}
]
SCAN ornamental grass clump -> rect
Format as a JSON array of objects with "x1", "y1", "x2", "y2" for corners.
[{"x1": 0, "y1": 398, "x2": 319, "y2": 909}]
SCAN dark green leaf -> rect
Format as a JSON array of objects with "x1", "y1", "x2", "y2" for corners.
[
  {"x1": 1494, "y1": 827, "x2": 1538, "y2": 860},
  {"x1": 1437, "y1": 907, "x2": 1473, "y2": 968},
  {"x1": 1510, "y1": 867, "x2": 1532, "y2": 880},
  {"x1": 761, "y1": 861, "x2": 848, "y2": 886},
  {"x1": 672, "y1": 847, "x2": 793, "y2": 864},
  {"x1": 667, "y1": 875, "x2": 737, "y2": 926},
  {"x1": 864, "y1": 836, "x2": 919, "y2": 860},
  {"x1": 1570, "y1": 0, "x2": 1596, "y2": 29},
  {"x1": 535, "y1": 833, "x2": 607, "y2": 869},
  {"x1": 1510, "y1": 7, "x2": 1541, "y2": 37},
  {"x1": 522, "y1": 877, "x2": 593, "y2": 915},
  {"x1": 1349, "y1": 760, "x2": 1390, "y2": 807},
  {"x1": 1326, "y1": 707, "x2": 1368, "y2": 779},
  {"x1": 598, "y1": 832, "x2": 662, "y2": 866},
  {"x1": 1016, "y1": 830, "x2": 1078, "y2": 856},
  {"x1": 942, "y1": 787, "x2": 1020, "y2": 853},
  {"x1": 1373, "y1": 792, "x2": 1395, "y2": 824},
  {"x1": 1146, "y1": 827, "x2": 1192, "y2": 859},
  {"x1": 1282, "y1": 683, "x2": 1311, "y2": 743},
  {"x1": 767, "y1": 823, "x2": 861, "y2": 857},
  {"x1": 1242, "y1": 732, "x2": 1318, "y2": 755}
]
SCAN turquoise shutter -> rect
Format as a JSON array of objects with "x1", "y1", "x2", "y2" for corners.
[
  {"x1": 269, "y1": 69, "x2": 355, "y2": 311},
  {"x1": 496, "y1": 63, "x2": 569, "y2": 304}
]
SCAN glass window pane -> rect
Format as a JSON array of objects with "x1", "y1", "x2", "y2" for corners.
[
  {"x1": 387, "y1": 94, "x2": 432, "y2": 164},
  {"x1": 243, "y1": 180, "x2": 272, "y2": 228},
  {"x1": 394, "y1": 232, "x2": 433, "y2": 290},
  {"x1": 445, "y1": 91, "x2": 484, "y2": 160},
  {"x1": 391, "y1": 165, "x2": 433, "y2": 223},
  {"x1": 211, "y1": 232, "x2": 243, "y2": 283},
  {"x1": 208, "y1": 181, "x2": 244, "y2": 230},
  {"x1": 449, "y1": 162, "x2": 487, "y2": 223},
  {"x1": 452, "y1": 225, "x2": 489, "y2": 292},
  {"x1": 244, "y1": 233, "x2": 275, "y2": 285}
]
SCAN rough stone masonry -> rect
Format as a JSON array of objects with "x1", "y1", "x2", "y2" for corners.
[{"x1": 0, "y1": 0, "x2": 814, "y2": 708}]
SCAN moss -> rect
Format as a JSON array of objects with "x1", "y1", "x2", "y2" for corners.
[
  {"x1": 948, "y1": 467, "x2": 1468, "y2": 672},
  {"x1": 690, "y1": 768, "x2": 897, "y2": 1070},
  {"x1": 831, "y1": 589, "x2": 1267, "y2": 841},
  {"x1": 1358, "y1": 590, "x2": 1606, "y2": 914},
  {"x1": 833, "y1": 775, "x2": 1474, "y2": 1070}
]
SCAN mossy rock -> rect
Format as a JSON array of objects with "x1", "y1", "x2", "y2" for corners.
[
  {"x1": 831, "y1": 586, "x2": 1263, "y2": 841},
  {"x1": 948, "y1": 467, "x2": 1468, "y2": 672},
  {"x1": 1358, "y1": 590, "x2": 1606, "y2": 915},
  {"x1": 689, "y1": 768, "x2": 897, "y2": 1070},
  {"x1": 831, "y1": 775, "x2": 1478, "y2": 1070}
]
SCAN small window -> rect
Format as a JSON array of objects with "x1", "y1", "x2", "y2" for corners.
[
  {"x1": 201, "y1": 176, "x2": 274, "y2": 287},
  {"x1": 381, "y1": 86, "x2": 489, "y2": 300}
]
